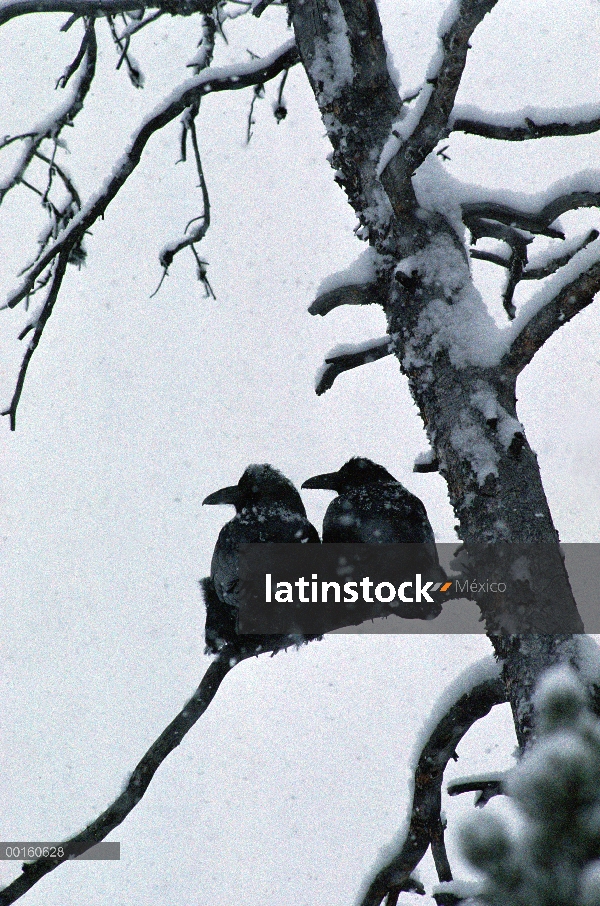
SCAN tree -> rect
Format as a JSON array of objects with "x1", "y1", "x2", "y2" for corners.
[{"x1": 0, "y1": 2, "x2": 598, "y2": 905}]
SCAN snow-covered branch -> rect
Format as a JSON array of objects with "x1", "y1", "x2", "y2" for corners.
[
  {"x1": 0, "y1": 19, "x2": 96, "y2": 211},
  {"x1": 0, "y1": 0, "x2": 212, "y2": 26},
  {"x1": 0, "y1": 649, "x2": 247, "y2": 906},
  {"x1": 358, "y1": 671, "x2": 507, "y2": 906},
  {"x1": 315, "y1": 337, "x2": 392, "y2": 396},
  {"x1": 381, "y1": 0, "x2": 498, "y2": 205},
  {"x1": 451, "y1": 102, "x2": 600, "y2": 141},
  {"x1": 502, "y1": 253, "x2": 600, "y2": 377},
  {"x1": 308, "y1": 282, "x2": 382, "y2": 316},
  {"x1": 4, "y1": 39, "x2": 298, "y2": 311}
]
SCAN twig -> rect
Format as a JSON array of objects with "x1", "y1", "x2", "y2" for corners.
[
  {"x1": 0, "y1": 19, "x2": 96, "y2": 209},
  {"x1": 0, "y1": 647, "x2": 250, "y2": 906},
  {"x1": 447, "y1": 775, "x2": 504, "y2": 805},
  {"x1": 5, "y1": 39, "x2": 299, "y2": 311},
  {"x1": 357, "y1": 674, "x2": 507, "y2": 906},
  {"x1": 2, "y1": 250, "x2": 70, "y2": 430},
  {"x1": 315, "y1": 337, "x2": 392, "y2": 396}
]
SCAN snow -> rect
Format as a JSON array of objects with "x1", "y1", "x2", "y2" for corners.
[
  {"x1": 308, "y1": 0, "x2": 354, "y2": 105},
  {"x1": 315, "y1": 247, "x2": 380, "y2": 296}
]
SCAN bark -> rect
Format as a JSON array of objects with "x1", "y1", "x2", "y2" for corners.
[{"x1": 289, "y1": 0, "x2": 588, "y2": 748}]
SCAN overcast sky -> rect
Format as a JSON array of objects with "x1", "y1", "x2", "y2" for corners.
[{"x1": 0, "y1": 2, "x2": 599, "y2": 904}]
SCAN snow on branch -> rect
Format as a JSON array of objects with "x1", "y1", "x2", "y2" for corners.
[
  {"x1": 451, "y1": 101, "x2": 600, "y2": 141},
  {"x1": 4, "y1": 37, "x2": 298, "y2": 311},
  {"x1": 501, "y1": 246, "x2": 600, "y2": 377},
  {"x1": 315, "y1": 337, "x2": 392, "y2": 396},
  {"x1": 357, "y1": 668, "x2": 507, "y2": 906},
  {"x1": 0, "y1": 0, "x2": 213, "y2": 26},
  {"x1": 381, "y1": 0, "x2": 498, "y2": 201},
  {"x1": 0, "y1": 19, "x2": 96, "y2": 212},
  {"x1": 471, "y1": 229, "x2": 600, "y2": 281},
  {"x1": 447, "y1": 773, "x2": 505, "y2": 806},
  {"x1": 0, "y1": 648, "x2": 248, "y2": 906}
]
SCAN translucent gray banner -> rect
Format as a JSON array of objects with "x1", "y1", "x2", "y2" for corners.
[
  {"x1": 237, "y1": 543, "x2": 597, "y2": 634},
  {"x1": 0, "y1": 842, "x2": 120, "y2": 860}
]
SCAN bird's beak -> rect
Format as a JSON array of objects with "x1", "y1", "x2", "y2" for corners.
[
  {"x1": 202, "y1": 485, "x2": 240, "y2": 506},
  {"x1": 301, "y1": 471, "x2": 339, "y2": 491}
]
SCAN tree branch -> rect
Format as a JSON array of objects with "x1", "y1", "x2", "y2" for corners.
[
  {"x1": 4, "y1": 39, "x2": 299, "y2": 311},
  {"x1": 451, "y1": 105, "x2": 600, "y2": 141},
  {"x1": 315, "y1": 337, "x2": 392, "y2": 396},
  {"x1": 2, "y1": 249, "x2": 70, "y2": 430},
  {"x1": 0, "y1": 0, "x2": 213, "y2": 26},
  {"x1": 463, "y1": 203, "x2": 564, "y2": 240},
  {"x1": 358, "y1": 674, "x2": 507, "y2": 906},
  {"x1": 501, "y1": 255, "x2": 600, "y2": 377},
  {"x1": 382, "y1": 0, "x2": 498, "y2": 205},
  {"x1": 0, "y1": 19, "x2": 96, "y2": 210},
  {"x1": 469, "y1": 230, "x2": 600, "y2": 279},
  {"x1": 308, "y1": 282, "x2": 382, "y2": 317},
  {"x1": 0, "y1": 647, "x2": 249, "y2": 906}
]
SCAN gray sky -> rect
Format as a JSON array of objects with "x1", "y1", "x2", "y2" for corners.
[{"x1": 0, "y1": 2, "x2": 599, "y2": 904}]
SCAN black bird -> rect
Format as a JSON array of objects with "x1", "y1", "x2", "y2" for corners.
[
  {"x1": 201, "y1": 464, "x2": 320, "y2": 654},
  {"x1": 302, "y1": 457, "x2": 444, "y2": 619}
]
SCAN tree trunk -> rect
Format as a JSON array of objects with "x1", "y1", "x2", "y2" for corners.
[{"x1": 290, "y1": 0, "x2": 586, "y2": 749}]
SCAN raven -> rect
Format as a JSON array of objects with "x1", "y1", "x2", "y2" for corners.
[
  {"x1": 201, "y1": 464, "x2": 320, "y2": 654},
  {"x1": 302, "y1": 457, "x2": 444, "y2": 619}
]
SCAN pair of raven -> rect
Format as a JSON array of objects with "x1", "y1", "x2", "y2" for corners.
[{"x1": 201, "y1": 457, "x2": 442, "y2": 654}]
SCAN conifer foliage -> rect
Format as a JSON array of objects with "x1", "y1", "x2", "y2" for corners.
[{"x1": 460, "y1": 667, "x2": 600, "y2": 906}]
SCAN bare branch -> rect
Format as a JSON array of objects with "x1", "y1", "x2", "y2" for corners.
[
  {"x1": 463, "y1": 203, "x2": 564, "y2": 240},
  {"x1": 447, "y1": 774, "x2": 504, "y2": 805},
  {"x1": 155, "y1": 104, "x2": 212, "y2": 289},
  {"x1": 4, "y1": 39, "x2": 299, "y2": 311},
  {"x1": 382, "y1": 0, "x2": 498, "y2": 203},
  {"x1": 470, "y1": 248, "x2": 510, "y2": 268},
  {"x1": 0, "y1": 648, "x2": 248, "y2": 906},
  {"x1": 451, "y1": 105, "x2": 600, "y2": 141},
  {"x1": 358, "y1": 674, "x2": 507, "y2": 906},
  {"x1": 1, "y1": 250, "x2": 70, "y2": 430},
  {"x1": 308, "y1": 282, "x2": 383, "y2": 317},
  {"x1": 315, "y1": 337, "x2": 392, "y2": 396},
  {"x1": 502, "y1": 255, "x2": 600, "y2": 377}
]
